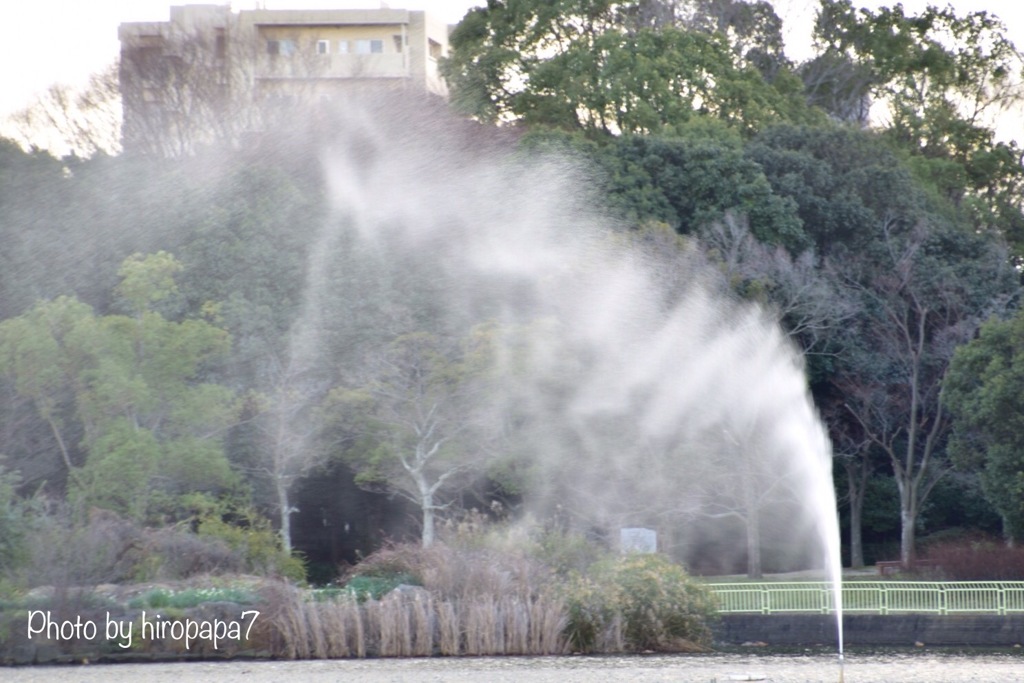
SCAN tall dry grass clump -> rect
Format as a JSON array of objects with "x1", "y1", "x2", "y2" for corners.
[
  {"x1": 259, "y1": 580, "x2": 369, "y2": 658},
  {"x1": 363, "y1": 541, "x2": 567, "y2": 656},
  {"x1": 264, "y1": 541, "x2": 567, "y2": 658},
  {"x1": 435, "y1": 598, "x2": 460, "y2": 655}
]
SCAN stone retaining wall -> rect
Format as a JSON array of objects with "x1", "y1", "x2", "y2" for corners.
[{"x1": 714, "y1": 613, "x2": 1024, "y2": 647}]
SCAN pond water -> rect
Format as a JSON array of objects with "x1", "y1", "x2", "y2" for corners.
[{"x1": 4, "y1": 651, "x2": 1022, "y2": 682}]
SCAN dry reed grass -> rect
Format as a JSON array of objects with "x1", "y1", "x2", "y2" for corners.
[
  {"x1": 268, "y1": 591, "x2": 568, "y2": 658},
  {"x1": 262, "y1": 567, "x2": 568, "y2": 659},
  {"x1": 436, "y1": 599, "x2": 460, "y2": 655}
]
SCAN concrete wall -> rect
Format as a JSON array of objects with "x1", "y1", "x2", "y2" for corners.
[{"x1": 715, "y1": 614, "x2": 1024, "y2": 647}]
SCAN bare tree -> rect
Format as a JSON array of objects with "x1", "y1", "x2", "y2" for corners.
[
  {"x1": 326, "y1": 329, "x2": 505, "y2": 547},
  {"x1": 245, "y1": 357, "x2": 329, "y2": 555},
  {"x1": 799, "y1": 53, "x2": 873, "y2": 125},
  {"x1": 119, "y1": 16, "x2": 243, "y2": 157},
  {"x1": 689, "y1": 400, "x2": 816, "y2": 579},
  {"x1": 118, "y1": 11, "x2": 361, "y2": 157},
  {"x1": 838, "y1": 217, "x2": 1013, "y2": 567},
  {"x1": 5, "y1": 63, "x2": 121, "y2": 157},
  {"x1": 822, "y1": 396, "x2": 874, "y2": 569},
  {"x1": 702, "y1": 214, "x2": 858, "y2": 356}
]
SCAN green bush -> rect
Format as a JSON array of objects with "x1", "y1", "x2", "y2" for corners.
[
  {"x1": 562, "y1": 572, "x2": 618, "y2": 652},
  {"x1": 338, "y1": 543, "x2": 426, "y2": 601},
  {"x1": 128, "y1": 586, "x2": 258, "y2": 609},
  {"x1": 343, "y1": 573, "x2": 419, "y2": 602},
  {"x1": 0, "y1": 463, "x2": 30, "y2": 578},
  {"x1": 611, "y1": 554, "x2": 716, "y2": 651},
  {"x1": 191, "y1": 496, "x2": 307, "y2": 583},
  {"x1": 535, "y1": 529, "x2": 610, "y2": 576},
  {"x1": 562, "y1": 553, "x2": 715, "y2": 653}
]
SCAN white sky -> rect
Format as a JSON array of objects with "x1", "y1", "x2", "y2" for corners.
[{"x1": 1, "y1": 1, "x2": 1022, "y2": 120}]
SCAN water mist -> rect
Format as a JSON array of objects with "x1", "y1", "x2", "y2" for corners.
[{"x1": 289, "y1": 96, "x2": 844, "y2": 664}]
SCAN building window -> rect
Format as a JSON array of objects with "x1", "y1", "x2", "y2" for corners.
[
  {"x1": 266, "y1": 39, "x2": 296, "y2": 56},
  {"x1": 316, "y1": 39, "x2": 330, "y2": 55},
  {"x1": 215, "y1": 29, "x2": 226, "y2": 59},
  {"x1": 338, "y1": 40, "x2": 349, "y2": 54},
  {"x1": 354, "y1": 39, "x2": 383, "y2": 54},
  {"x1": 392, "y1": 35, "x2": 404, "y2": 52}
]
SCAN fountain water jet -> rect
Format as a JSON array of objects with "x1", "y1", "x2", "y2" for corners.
[{"x1": 291, "y1": 96, "x2": 844, "y2": 665}]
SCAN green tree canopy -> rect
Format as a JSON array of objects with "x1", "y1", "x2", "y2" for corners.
[
  {"x1": 443, "y1": 0, "x2": 816, "y2": 136},
  {"x1": 0, "y1": 253, "x2": 240, "y2": 520},
  {"x1": 944, "y1": 310, "x2": 1024, "y2": 542},
  {"x1": 739, "y1": 122, "x2": 1018, "y2": 564},
  {"x1": 812, "y1": 0, "x2": 1024, "y2": 247},
  {"x1": 562, "y1": 128, "x2": 804, "y2": 248}
]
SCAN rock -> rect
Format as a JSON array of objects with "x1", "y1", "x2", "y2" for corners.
[{"x1": 385, "y1": 584, "x2": 431, "y2": 602}]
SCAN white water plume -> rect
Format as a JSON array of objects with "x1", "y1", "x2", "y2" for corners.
[{"x1": 295, "y1": 96, "x2": 840, "y2": 592}]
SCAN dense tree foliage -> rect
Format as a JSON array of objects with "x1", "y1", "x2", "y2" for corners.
[
  {"x1": 0, "y1": 253, "x2": 239, "y2": 520},
  {"x1": 812, "y1": 0, "x2": 1024, "y2": 251},
  {"x1": 743, "y1": 123, "x2": 1018, "y2": 564},
  {"x1": 442, "y1": 0, "x2": 817, "y2": 136},
  {"x1": 530, "y1": 125, "x2": 805, "y2": 249},
  {"x1": 944, "y1": 311, "x2": 1024, "y2": 542}
]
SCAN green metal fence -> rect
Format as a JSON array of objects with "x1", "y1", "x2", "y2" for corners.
[{"x1": 706, "y1": 582, "x2": 1024, "y2": 616}]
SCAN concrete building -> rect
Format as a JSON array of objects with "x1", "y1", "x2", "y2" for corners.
[{"x1": 118, "y1": 4, "x2": 451, "y2": 154}]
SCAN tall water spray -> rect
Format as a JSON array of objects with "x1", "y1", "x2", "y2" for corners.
[{"x1": 290, "y1": 97, "x2": 843, "y2": 658}]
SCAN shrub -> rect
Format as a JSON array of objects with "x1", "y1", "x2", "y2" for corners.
[
  {"x1": 0, "y1": 464, "x2": 31, "y2": 578},
  {"x1": 20, "y1": 505, "x2": 150, "y2": 586},
  {"x1": 345, "y1": 543, "x2": 425, "y2": 583},
  {"x1": 128, "y1": 586, "x2": 258, "y2": 609},
  {"x1": 135, "y1": 525, "x2": 242, "y2": 580},
  {"x1": 923, "y1": 533, "x2": 1024, "y2": 580},
  {"x1": 562, "y1": 572, "x2": 621, "y2": 653},
  {"x1": 535, "y1": 528, "x2": 610, "y2": 576},
  {"x1": 12, "y1": 500, "x2": 302, "y2": 588},
  {"x1": 196, "y1": 509, "x2": 306, "y2": 583},
  {"x1": 348, "y1": 540, "x2": 556, "y2": 602},
  {"x1": 563, "y1": 553, "x2": 715, "y2": 653},
  {"x1": 344, "y1": 574, "x2": 418, "y2": 602},
  {"x1": 611, "y1": 554, "x2": 716, "y2": 651}
]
